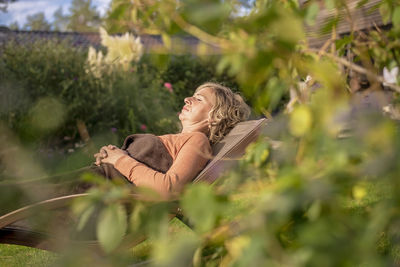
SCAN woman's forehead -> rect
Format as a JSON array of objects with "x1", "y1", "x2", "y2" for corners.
[
  {"x1": 195, "y1": 86, "x2": 213, "y2": 94},
  {"x1": 195, "y1": 87, "x2": 216, "y2": 105}
]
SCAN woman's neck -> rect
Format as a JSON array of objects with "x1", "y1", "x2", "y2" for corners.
[{"x1": 181, "y1": 121, "x2": 208, "y2": 134}]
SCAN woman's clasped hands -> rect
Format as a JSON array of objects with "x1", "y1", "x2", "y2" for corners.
[{"x1": 94, "y1": 145, "x2": 128, "y2": 166}]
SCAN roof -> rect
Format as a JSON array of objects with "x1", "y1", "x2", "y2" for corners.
[
  {"x1": 305, "y1": 0, "x2": 390, "y2": 48},
  {"x1": 0, "y1": 27, "x2": 217, "y2": 54}
]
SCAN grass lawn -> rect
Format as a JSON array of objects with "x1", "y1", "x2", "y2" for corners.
[
  {"x1": 0, "y1": 244, "x2": 57, "y2": 266},
  {"x1": 0, "y1": 217, "x2": 193, "y2": 266}
]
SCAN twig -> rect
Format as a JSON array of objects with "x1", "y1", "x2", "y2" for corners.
[{"x1": 317, "y1": 38, "x2": 333, "y2": 58}]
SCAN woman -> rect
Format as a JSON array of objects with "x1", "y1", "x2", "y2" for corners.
[{"x1": 94, "y1": 82, "x2": 250, "y2": 198}]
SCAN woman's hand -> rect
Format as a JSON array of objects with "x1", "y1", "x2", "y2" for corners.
[
  {"x1": 94, "y1": 145, "x2": 109, "y2": 165},
  {"x1": 94, "y1": 145, "x2": 128, "y2": 166}
]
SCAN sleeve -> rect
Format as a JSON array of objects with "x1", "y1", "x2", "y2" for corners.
[{"x1": 113, "y1": 133, "x2": 212, "y2": 198}]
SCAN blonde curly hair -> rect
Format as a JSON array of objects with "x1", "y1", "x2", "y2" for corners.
[{"x1": 195, "y1": 82, "x2": 251, "y2": 144}]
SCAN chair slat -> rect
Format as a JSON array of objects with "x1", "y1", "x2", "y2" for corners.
[{"x1": 194, "y1": 118, "x2": 267, "y2": 184}]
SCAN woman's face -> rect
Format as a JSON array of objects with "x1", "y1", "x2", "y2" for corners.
[{"x1": 179, "y1": 87, "x2": 216, "y2": 126}]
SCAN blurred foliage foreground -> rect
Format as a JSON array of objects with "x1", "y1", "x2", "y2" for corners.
[{"x1": 1, "y1": 0, "x2": 400, "y2": 266}]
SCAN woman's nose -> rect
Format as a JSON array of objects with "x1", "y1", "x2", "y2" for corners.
[{"x1": 184, "y1": 97, "x2": 192, "y2": 104}]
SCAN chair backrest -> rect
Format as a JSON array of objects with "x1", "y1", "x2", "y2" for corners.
[{"x1": 193, "y1": 118, "x2": 267, "y2": 184}]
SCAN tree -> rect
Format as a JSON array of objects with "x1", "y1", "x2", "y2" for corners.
[
  {"x1": 104, "y1": 0, "x2": 184, "y2": 34},
  {"x1": 103, "y1": 0, "x2": 162, "y2": 34},
  {"x1": 23, "y1": 12, "x2": 51, "y2": 31},
  {"x1": 103, "y1": 0, "x2": 137, "y2": 34},
  {"x1": 0, "y1": 0, "x2": 16, "y2": 13},
  {"x1": 67, "y1": 0, "x2": 102, "y2": 32},
  {"x1": 52, "y1": 7, "x2": 69, "y2": 32},
  {"x1": 8, "y1": 20, "x2": 19, "y2": 30}
]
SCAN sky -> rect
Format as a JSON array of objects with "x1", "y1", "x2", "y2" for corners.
[{"x1": 0, "y1": 0, "x2": 111, "y2": 27}]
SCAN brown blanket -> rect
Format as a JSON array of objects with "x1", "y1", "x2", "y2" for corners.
[{"x1": 92, "y1": 134, "x2": 173, "y2": 181}]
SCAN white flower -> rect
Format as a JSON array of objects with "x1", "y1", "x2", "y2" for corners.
[
  {"x1": 86, "y1": 27, "x2": 144, "y2": 75},
  {"x1": 100, "y1": 27, "x2": 143, "y2": 70},
  {"x1": 383, "y1": 66, "x2": 399, "y2": 85},
  {"x1": 87, "y1": 46, "x2": 104, "y2": 78}
]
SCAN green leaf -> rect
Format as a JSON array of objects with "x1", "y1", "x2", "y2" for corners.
[
  {"x1": 183, "y1": 2, "x2": 231, "y2": 35},
  {"x1": 335, "y1": 35, "x2": 354, "y2": 56},
  {"x1": 108, "y1": 2, "x2": 128, "y2": 20},
  {"x1": 245, "y1": 140, "x2": 270, "y2": 167},
  {"x1": 305, "y1": 3, "x2": 319, "y2": 26},
  {"x1": 324, "y1": 0, "x2": 335, "y2": 10},
  {"x1": 77, "y1": 205, "x2": 95, "y2": 231},
  {"x1": 97, "y1": 203, "x2": 127, "y2": 253},
  {"x1": 181, "y1": 184, "x2": 220, "y2": 233},
  {"x1": 152, "y1": 234, "x2": 200, "y2": 266},
  {"x1": 335, "y1": 35, "x2": 353, "y2": 51},
  {"x1": 129, "y1": 202, "x2": 145, "y2": 233},
  {"x1": 187, "y1": 2, "x2": 231, "y2": 23},
  {"x1": 320, "y1": 17, "x2": 339, "y2": 35},
  {"x1": 392, "y1": 6, "x2": 400, "y2": 28},
  {"x1": 162, "y1": 33, "x2": 171, "y2": 50},
  {"x1": 289, "y1": 105, "x2": 313, "y2": 137},
  {"x1": 379, "y1": 2, "x2": 391, "y2": 24},
  {"x1": 307, "y1": 200, "x2": 322, "y2": 221}
]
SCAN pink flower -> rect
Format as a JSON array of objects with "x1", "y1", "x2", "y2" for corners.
[
  {"x1": 140, "y1": 124, "x2": 147, "y2": 131},
  {"x1": 164, "y1": 82, "x2": 173, "y2": 93}
]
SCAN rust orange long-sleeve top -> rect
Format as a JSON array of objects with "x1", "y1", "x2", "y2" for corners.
[{"x1": 113, "y1": 132, "x2": 212, "y2": 198}]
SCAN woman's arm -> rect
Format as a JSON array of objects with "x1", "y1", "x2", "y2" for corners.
[{"x1": 99, "y1": 133, "x2": 212, "y2": 198}]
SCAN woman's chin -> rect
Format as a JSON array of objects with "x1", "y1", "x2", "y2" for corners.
[{"x1": 178, "y1": 112, "x2": 187, "y2": 121}]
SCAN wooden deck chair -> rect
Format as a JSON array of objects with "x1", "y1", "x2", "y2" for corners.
[{"x1": 0, "y1": 118, "x2": 267, "y2": 251}]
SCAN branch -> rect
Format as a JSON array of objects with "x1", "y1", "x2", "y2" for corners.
[
  {"x1": 306, "y1": 48, "x2": 400, "y2": 93},
  {"x1": 135, "y1": 0, "x2": 233, "y2": 52},
  {"x1": 171, "y1": 13, "x2": 233, "y2": 51}
]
